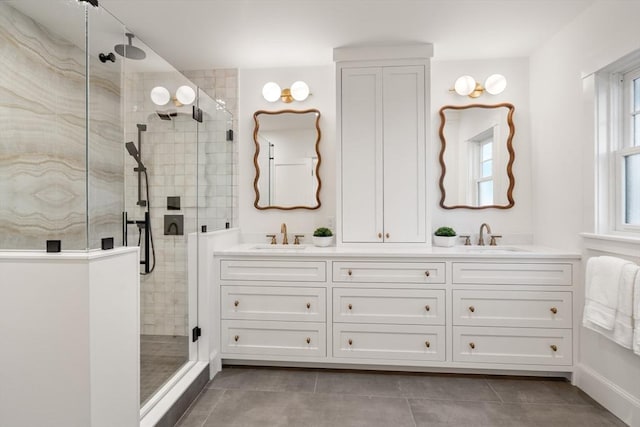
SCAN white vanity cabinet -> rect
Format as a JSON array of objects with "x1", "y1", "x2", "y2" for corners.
[
  {"x1": 335, "y1": 45, "x2": 431, "y2": 243},
  {"x1": 215, "y1": 249, "x2": 580, "y2": 377}
]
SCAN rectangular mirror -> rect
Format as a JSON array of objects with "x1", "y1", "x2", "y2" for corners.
[
  {"x1": 253, "y1": 109, "x2": 321, "y2": 210},
  {"x1": 438, "y1": 103, "x2": 515, "y2": 209}
]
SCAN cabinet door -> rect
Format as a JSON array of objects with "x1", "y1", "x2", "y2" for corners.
[
  {"x1": 382, "y1": 66, "x2": 426, "y2": 243},
  {"x1": 340, "y1": 67, "x2": 384, "y2": 243}
]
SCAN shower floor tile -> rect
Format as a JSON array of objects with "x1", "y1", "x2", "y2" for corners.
[{"x1": 140, "y1": 334, "x2": 189, "y2": 404}]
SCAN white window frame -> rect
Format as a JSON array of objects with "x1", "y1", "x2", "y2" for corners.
[{"x1": 596, "y1": 53, "x2": 640, "y2": 236}]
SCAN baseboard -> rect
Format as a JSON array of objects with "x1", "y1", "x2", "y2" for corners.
[{"x1": 576, "y1": 363, "x2": 640, "y2": 426}]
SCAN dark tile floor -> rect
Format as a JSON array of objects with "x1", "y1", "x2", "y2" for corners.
[
  {"x1": 175, "y1": 366, "x2": 626, "y2": 427},
  {"x1": 140, "y1": 335, "x2": 188, "y2": 404}
]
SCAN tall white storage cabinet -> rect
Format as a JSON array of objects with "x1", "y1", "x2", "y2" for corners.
[{"x1": 335, "y1": 44, "x2": 432, "y2": 244}]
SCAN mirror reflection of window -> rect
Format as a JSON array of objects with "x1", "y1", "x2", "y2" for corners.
[{"x1": 468, "y1": 130, "x2": 494, "y2": 206}]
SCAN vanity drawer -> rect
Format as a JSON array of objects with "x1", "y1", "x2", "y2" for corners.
[
  {"x1": 452, "y1": 263, "x2": 572, "y2": 286},
  {"x1": 220, "y1": 260, "x2": 326, "y2": 282},
  {"x1": 222, "y1": 285, "x2": 326, "y2": 322},
  {"x1": 453, "y1": 326, "x2": 572, "y2": 366},
  {"x1": 333, "y1": 323, "x2": 445, "y2": 361},
  {"x1": 453, "y1": 290, "x2": 572, "y2": 328},
  {"x1": 333, "y1": 262, "x2": 445, "y2": 284},
  {"x1": 333, "y1": 288, "x2": 444, "y2": 325},
  {"x1": 221, "y1": 320, "x2": 326, "y2": 357}
]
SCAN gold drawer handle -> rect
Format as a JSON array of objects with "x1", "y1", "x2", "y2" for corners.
[
  {"x1": 469, "y1": 342, "x2": 475, "y2": 349},
  {"x1": 550, "y1": 307, "x2": 558, "y2": 314},
  {"x1": 347, "y1": 269, "x2": 352, "y2": 276},
  {"x1": 550, "y1": 344, "x2": 558, "y2": 352},
  {"x1": 468, "y1": 306, "x2": 475, "y2": 313},
  {"x1": 425, "y1": 340, "x2": 431, "y2": 348},
  {"x1": 425, "y1": 305, "x2": 430, "y2": 312},
  {"x1": 348, "y1": 303, "x2": 353, "y2": 310},
  {"x1": 378, "y1": 233, "x2": 382, "y2": 239},
  {"x1": 386, "y1": 232, "x2": 390, "y2": 238},
  {"x1": 306, "y1": 337, "x2": 311, "y2": 344},
  {"x1": 234, "y1": 300, "x2": 239, "y2": 307},
  {"x1": 306, "y1": 302, "x2": 311, "y2": 309},
  {"x1": 234, "y1": 335, "x2": 239, "y2": 342},
  {"x1": 348, "y1": 339, "x2": 353, "y2": 346},
  {"x1": 424, "y1": 271, "x2": 430, "y2": 277}
]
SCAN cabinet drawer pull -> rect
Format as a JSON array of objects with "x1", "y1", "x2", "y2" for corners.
[
  {"x1": 234, "y1": 300, "x2": 239, "y2": 307},
  {"x1": 306, "y1": 337, "x2": 311, "y2": 344},
  {"x1": 425, "y1": 340, "x2": 431, "y2": 348},
  {"x1": 424, "y1": 271, "x2": 430, "y2": 277},
  {"x1": 386, "y1": 233, "x2": 390, "y2": 239},
  {"x1": 306, "y1": 302, "x2": 311, "y2": 309},
  {"x1": 469, "y1": 342, "x2": 475, "y2": 349},
  {"x1": 425, "y1": 304, "x2": 430, "y2": 312},
  {"x1": 550, "y1": 307, "x2": 558, "y2": 314},
  {"x1": 234, "y1": 335, "x2": 239, "y2": 342},
  {"x1": 348, "y1": 303, "x2": 353, "y2": 310},
  {"x1": 468, "y1": 306, "x2": 475, "y2": 313},
  {"x1": 348, "y1": 339, "x2": 353, "y2": 346},
  {"x1": 347, "y1": 269, "x2": 353, "y2": 276},
  {"x1": 378, "y1": 233, "x2": 382, "y2": 239},
  {"x1": 550, "y1": 344, "x2": 558, "y2": 352}
]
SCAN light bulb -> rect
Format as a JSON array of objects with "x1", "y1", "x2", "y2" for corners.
[
  {"x1": 176, "y1": 85, "x2": 196, "y2": 105},
  {"x1": 262, "y1": 82, "x2": 281, "y2": 102},
  {"x1": 454, "y1": 75, "x2": 476, "y2": 96},
  {"x1": 150, "y1": 86, "x2": 170, "y2": 106},
  {"x1": 484, "y1": 74, "x2": 507, "y2": 95},
  {"x1": 290, "y1": 81, "x2": 310, "y2": 101}
]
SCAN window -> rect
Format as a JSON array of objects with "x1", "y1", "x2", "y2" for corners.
[{"x1": 617, "y1": 68, "x2": 640, "y2": 231}]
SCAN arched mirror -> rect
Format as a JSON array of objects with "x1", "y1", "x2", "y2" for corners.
[
  {"x1": 253, "y1": 109, "x2": 321, "y2": 210},
  {"x1": 438, "y1": 103, "x2": 515, "y2": 209}
]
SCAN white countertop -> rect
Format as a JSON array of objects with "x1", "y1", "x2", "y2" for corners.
[{"x1": 216, "y1": 243, "x2": 581, "y2": 259}]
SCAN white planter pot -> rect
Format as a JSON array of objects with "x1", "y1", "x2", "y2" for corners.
[
  {"x1": 312, "y1": 236, "x2": 334, "y2": 247},
  {"x1": 433, "y1": 235, "x2": 457, "y2": 247}
]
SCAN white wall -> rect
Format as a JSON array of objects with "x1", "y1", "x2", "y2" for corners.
[
  {"x1": 238, "y1": 66, "x2": 335, "y2": 240},
  {"x1": 431, "y1": 58, "x2": 532, "y2": 242}
]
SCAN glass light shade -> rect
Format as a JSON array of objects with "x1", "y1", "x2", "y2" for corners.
[
  {"x1": 484, "y1": 74, "x2": 507, "y2": 95},
  {"x1": 454, "y1": 75, "x2": 476, "y2": 96},
  {"x1": 262, "y1": 82, "x2": 281, "y2": 102},
  {"x1": 176, "y1": 85, "x2": 196, "y2": 105},
  {"x1": 290, "y1": 81, "x2": 310, "y2": 101},
  {"x1": 150, "y1": 86, "x2": 170, "y2": 106}
]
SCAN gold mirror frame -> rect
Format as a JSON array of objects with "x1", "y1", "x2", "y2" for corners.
[
  {"x1": 438, "y1": 103, "x2": 515, "y2": 209},
  {"x1": 253, "y1": 109, "x2": 322, "y2": 210}
]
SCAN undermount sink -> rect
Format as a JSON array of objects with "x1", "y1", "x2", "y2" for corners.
[{"x1": 251, "y1": 244, "x2": 308, "y2": 250}]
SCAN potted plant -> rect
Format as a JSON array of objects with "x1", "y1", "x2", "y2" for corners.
[
  {"x1": 433, "y1": 226, "x2": 457, "y2": 247},
  {"x1": 312, "y1": 227, "x2": 334, "y2": 247}
]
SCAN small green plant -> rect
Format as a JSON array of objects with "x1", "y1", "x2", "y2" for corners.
[
  {"x1": 434, "y1": 226, "x2": 456, "y2": 237},
  {"x1": 313, "y1": 227, "x2": 333, "y2": 237}
]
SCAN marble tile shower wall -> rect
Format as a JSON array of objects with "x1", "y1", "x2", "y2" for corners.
[
  {"x1": 0, "y1": 4, "x2": 123, "y2": 250},
  {"x1": 126, "y1": 71, "x2": 237, "y2": 336}
]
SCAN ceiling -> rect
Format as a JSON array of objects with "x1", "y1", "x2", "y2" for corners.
[{"x1": 98, "y1": 0, "x2": 596, "y2": 71}]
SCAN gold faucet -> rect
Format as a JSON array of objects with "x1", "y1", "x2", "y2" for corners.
[
  {"x1": 478, "y1": 223, "x2": 492, "y2": 246},
  {"x1": 281, "y1": 223, "x2": 288, "y2": 245}
]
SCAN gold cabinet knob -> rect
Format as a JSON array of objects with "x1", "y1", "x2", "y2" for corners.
[
  {"x1": 469, "y1": 342, "x2": 475, "y2": 349},
  {"x1": 348, "y1": 339, "x2": 353, "y2": 346},
  {"x1": 234, "y1": 300, "x2": 239, "y2": 307},
  {"x1": 234, "y1": 335, "x2": 239, "y2": 342},
  {"x1": 378, "y1": 233, "x2": 382, "y2": 239},
  {"x1": 550, "y1": 344, "x2": 558, "y2": 352},
  {"x1": 348, "y1": 303, "x2": 353, "y2": 310},
  {"x1": 306, "y1": 337, "x2": 311, "y2": 344},
  {"x1": 347, "y1": 269, "x2": 352, "y2": 276},
  {"x1": 550, "y1": 307, "x2": 558, "y2": 314},
  {"x1": 386, "y1": 232, "x2": 390, "y2": 239},
  {"x1": 306, "y1": 302, "x2": 311, "y2": 309},
  {"x1": 424, "y1": 271, "x2": 430, "y2": 277},
  {"x1": 425, "y1": 341, "x2": 431, "y2": 348},
  {"x1": 425, "y1": 305, "x2": 430, "y2": 312},
  {"x1": 468, "y1": 306, "x2": 475, "y2": 313}
]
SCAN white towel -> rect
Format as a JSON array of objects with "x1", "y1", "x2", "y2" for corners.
[
  {"x1": 634, "y1": 267, "x2": 640, "y2": 356},
  {"x1": 583, "y1": 256, "x2": 634, "y2": 330}
]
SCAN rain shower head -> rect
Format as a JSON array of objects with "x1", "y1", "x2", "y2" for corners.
[{"x1": 115, "y1": 33, "x2": 146, "y2": 60}]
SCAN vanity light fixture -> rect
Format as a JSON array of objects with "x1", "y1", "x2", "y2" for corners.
[
  {"x1": 451, "y1": 74, "x2": 507, "y2": 98},
  {"x1": 262, "y1": 81, "x2": 310, "y2": 103},
  {"x1": 150, "y1": 85, "x2": 196, "y2": 107}
]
